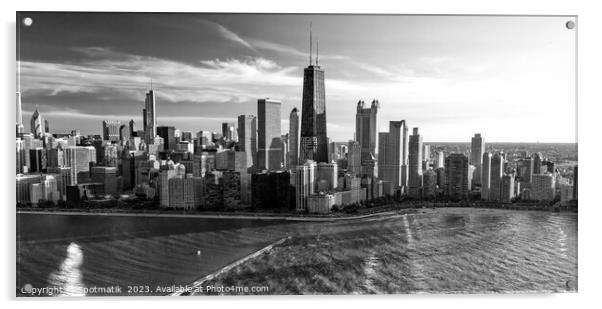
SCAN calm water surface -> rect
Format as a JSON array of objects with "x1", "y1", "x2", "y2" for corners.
[{"x1": 16, "y1": 208, "x2": 577, "y2": 296}]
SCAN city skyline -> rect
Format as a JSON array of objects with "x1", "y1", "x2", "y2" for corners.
[{"x1": 17, "y1": 13, "x2": 576, "y2": 142}]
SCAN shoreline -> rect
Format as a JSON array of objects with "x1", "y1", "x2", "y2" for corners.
[{"x1": 16, "y1": 209, "x2": 419, "y2": 222}]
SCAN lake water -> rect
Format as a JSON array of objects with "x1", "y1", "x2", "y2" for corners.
[{"x1": 16, "y1": 208, "x2": 577, "y2": 296}]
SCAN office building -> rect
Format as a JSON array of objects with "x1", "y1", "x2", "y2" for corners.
[
  {"x1": 378, "y1": 120, "x2": 408, "y2": 189},
  {"x1": 300, "y1": 34, "x2": 328, "y2": 163},
  {"x1": 501, "y1": 174, "x2": 515, "y2": 203},
  {"x1": 257, "y1": 98, "x2": 283, "y2": 171}
]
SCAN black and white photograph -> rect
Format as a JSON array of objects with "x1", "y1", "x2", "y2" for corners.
[{"x1": 13, "y1": 9, "x2": 581, "y2": 298}]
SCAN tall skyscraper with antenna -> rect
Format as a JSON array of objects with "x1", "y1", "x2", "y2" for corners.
[
  {"x1": 143, "y1": 81, "x2": 156, "y2": 145},
  {"x1": 300, "y1": 23, "x2": 328, "y2": 163}
]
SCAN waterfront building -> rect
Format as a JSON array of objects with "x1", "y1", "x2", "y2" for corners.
[
  {"x1": 560, "y1": 184, "x2": 574, "y2": 206},
  {"x1": 489, "y1": 153, "x2": 504, "y2": 201},
  {"x1": 251, "y1": 171, "x2": 291, "y2": 210},
  {"x1": 316, "y1": 162, "x2": 338, "y2": 192},
  {"x1": 47, "y1": 166, "x2": 72, "y2": 200},
  {"x1": 470, "y1": 133, "x2": 485, "y2": 186},
  {"x1": 408, "y1": 127, "x2": 423, "y2": 198},
  {"x1": 501, "y1": 174, "x2": 515, "y2": 203},
  {"x1": 347, "y1": 140, "x2": 361, "y2": 175},
  {"x1": 307, "y1": 194, "x2": 335, "y2": 214},
  {"x1": 257, "y1": 98, "x2": 283, "y2": 171},
  {"x1": 143, "y1": 88, "x2": 157, "y2": 145},
  {"x1": 292, "y1": 164, "x2": 310, "y2": 212},
  {"x1": 223, "y1": 171, "x2": 242, "y2": 209},
  {"x1": 299, "y1": 36, "x2": 328, "y2": 163},
  {"x1": 481, "y1": 152, "x2": 492, "y2": 200},
  {"x1": 378, "y1": 120, "x2": 408, "y2": 190},
  {"x1": 531, "y1": 173, "x2": 555, "y2": 201},
  {"x1": 102, "y1": 120, "x2": 121, "y2": 142},
  {"x1": 30, "y1": 175, "x2": 59, "y2": 206},
  {"x1": 16, "y1": 174, "x2": 42, "y2": 205},
  {"x1": 91, "y1": 166, "x2": 118, "y2": 195},
  {"x1": 422, "y1": 169, "x2": 437, "y2": 198},
  {"x1": 204, "y1": 172, "x2": 224, "y2": 210},
  {"x1": 444, "y1": 153, "x2": 470, "y2": 200},
  {"x1": 288, "y1": 108, "x2": 300, "y2": 168}
]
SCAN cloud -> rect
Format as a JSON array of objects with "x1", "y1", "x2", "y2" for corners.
[
  {"x1": 19, "y1": 47, "x2": 303, "y2": 105},
  {"x1": 196, "y1": 18, "x2": 256, "y2": 51}
]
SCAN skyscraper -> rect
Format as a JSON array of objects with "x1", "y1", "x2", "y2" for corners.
[
  {"x1": 532, "y1": 152, "x2": 543, "y2": 174},
  {"x1": 237, "y1": 115, "x2": 257, "y2": 172},
  {"x1": 16, "y1": 91, "x2": 24, "y2": 135},
  {"x1": 445, "y1": 153, "x2": 470, "y2": 199},
  {"x1": 300, "y1": 27, "x2": 327, "y2": 163},
  {"x1": 378, "y1": 120, "x2": 407, "y2": 189},
  {"x1": 143, "y1": 88, "x2": 156, "y2": 145},
  {"x1": 481, "y1": 152, "x2": 492, "y2": 200},
  {"x1": 489, "y1": 153, "x2": 504, "y2": 201},
  {"x1": 470, "y1": 133, "x2": 485, "y2": 186},
  {"x1": 408, "y1": 127, "x2": 423, "y2": 198},
  {"x1": 157, "y1": 126, "x2": 176, "y2": 151},
  {"x1": 102, "y1": 120, "x2": 121, "y2": 142},
  {"x1": 221, "y1": 122, "x2": 237, "y2": 142},
  {"x1": 30, "y1": 108, "x2": 45, "y2": 138},
  {"x1": 257, "y1": 98, "x2": 283, "y2": 171},
  {"x1": 355, "y1": 99, "x2": 380, "y2": 177},
  {"x1": 288, "y1": 108, "x2": 300, "y2": 168}
]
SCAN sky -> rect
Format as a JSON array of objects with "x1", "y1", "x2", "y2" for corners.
[{"x1": 16, "y1": 13, "x2": 576, "y2": 142}]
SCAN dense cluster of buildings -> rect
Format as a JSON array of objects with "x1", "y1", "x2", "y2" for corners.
[{"x1": 15, "y1": 32, "x2": 578, "y2": 213}]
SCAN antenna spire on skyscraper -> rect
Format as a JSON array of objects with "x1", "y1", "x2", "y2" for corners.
[
  {"x1": 309, "y1": 22, "x2": 313, "y2": 65},
  {"x1": 316, "y1": 40, "x2": 319, "y2": 66}
]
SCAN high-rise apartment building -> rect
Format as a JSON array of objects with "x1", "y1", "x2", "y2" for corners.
[
  {"x1": 470, "y1": 133, "x2": 485, "y2": 186},
  {"x1": 378, "y1": 120, "x2": 408, "y2": 189}
]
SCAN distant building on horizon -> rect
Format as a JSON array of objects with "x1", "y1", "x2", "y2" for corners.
[
  {"x1": 237, "y1": 115, "x2": 257, "y2": 172},
  {"x1": 30, "y1": 108, "x2": 45, "y2": 138}
]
